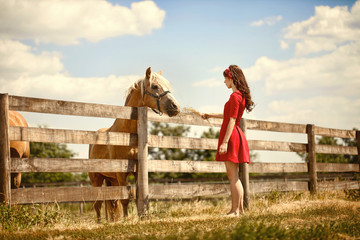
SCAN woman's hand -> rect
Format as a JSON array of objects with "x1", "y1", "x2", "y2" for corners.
[
  {"x1": 201, "y1": 113, "x2": 211, "y2": 120},
  {"x1": 219, "y1": 142, "x2": 228, "y2": 155}
]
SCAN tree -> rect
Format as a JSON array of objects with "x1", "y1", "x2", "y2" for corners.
[
  {"x1": 342, "y1": 128, "x2": 359, "y2": 163},
  {"x1": 193, "y1": 127, "x2": 219, "y2": 162},
  {"x1": 297, "y1": 128, "x2": 358, "y2": 163},
  {"x1": 21, "y1": 142, "x2": 87, "y2": 184},
  {"x1": 149, "y1": 122, "x2": 196, "y2": 180},
  {"x1": 30, "y1": 142, "x2": 75, "y2": 159}
]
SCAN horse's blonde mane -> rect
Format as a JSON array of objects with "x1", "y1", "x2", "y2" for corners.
[{"x1": 124, "y1": 72, "x2": 173, "y2": 102}]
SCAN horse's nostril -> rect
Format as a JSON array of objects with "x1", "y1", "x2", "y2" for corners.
[{"x1": 171, "y1": 102, "x2": 178, "y2": 110}]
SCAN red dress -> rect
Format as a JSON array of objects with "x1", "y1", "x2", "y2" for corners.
[{"x1": 216, "y1": 91, "x2": 250, "y2": 164}]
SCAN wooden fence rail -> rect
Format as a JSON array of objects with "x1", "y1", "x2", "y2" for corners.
[{"x1": 1, "y1": 94, "x2": 359, "y2": 212}]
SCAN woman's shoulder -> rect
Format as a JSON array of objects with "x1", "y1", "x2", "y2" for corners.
[{"x1": 230, "y1": 91, "x2": 243, "y2": 100}]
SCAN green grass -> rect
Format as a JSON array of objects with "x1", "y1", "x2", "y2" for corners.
[{"x1": 1, "y1": 190, "x2": 359, "y2": 240}]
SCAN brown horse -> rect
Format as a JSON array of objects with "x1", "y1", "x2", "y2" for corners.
[
  {"x1": 9, "y1": 111, "x2": 30, "y2": 189},
  {"x1": 89, "y1": 67, "x2": 180, "y2": 222}
]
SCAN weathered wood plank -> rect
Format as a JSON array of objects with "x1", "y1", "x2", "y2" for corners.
[
  {"x1": 239, "y1": 118, "x2": 250, "y2": 209},
  {"x1": 246, "y1": 119, "x2": 307, "y2": 133},
  {"x1": 314, "y1": 126, "x2": 356, "y2": 139},
  {"x1": 148, "y1": 110, "x2": 222, "y2": 127},
  {"x1": 148, "y1": 135, "x2": 218, "y2": 150},
  {"x1": 248, "y1": 140, "x2": 307, "y2": 152},
  {"x1": 150, "y1": 112, "x2": 309, "y2": 134},
  {"x1": 137, "y1": 107, "x2": 149, "y2": 216},
  {"x1": 14, "y1": 158, "x2": 354, "y2": 175},
  {"x1": 149, "y1": 182, "x2": 310, "y2": 199},
  {"x1": 148, "y1": 160, "x2": 226, "y2": 173},
  {"x1": 9, "y1": 95, "x2": 137, "y2": 119},
  {"x1": 316, "y1": 145, "x2": 358, "y2": 155},
  {"x1": 149, "y1": 135, "x2": 307, "y2": 153},
  {"x1": 250, "y1": 181, "x2": 308, "y2": 193},
  {"x1": 11, "y1": 186, "x2": 136, "y2": 204},
  {"x1": 9, "y1": 126, "x2": 137, "y2": 146},
  {"x1": 317, "y1": 163, "x2": 359, "y2": 173},
  {"x1": 11, "y1": 158, "x2": 137, "y2": 173},
  {"x1": 307, "y1": 124, "x2": 317, "y2": 194},
  {"x1": 149, "y1": 184, "x2": 229, "y2": 199},
  {"x1": 357, "y1": 131, "x2": 360, "y2": 171},
  {"x1": 249, "y1": 163, "x2": 308, "y2": 173},
  {"x1": 0, "y1": 94, "x2": 11, "y2": 204},
  {"x1": 317, "y1": 181, "x2": 360, "y2": 191}
]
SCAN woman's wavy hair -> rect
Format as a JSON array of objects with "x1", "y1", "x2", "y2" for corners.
[{"x1": 223, "y1": 65, "x2": 254, "y2": 112}]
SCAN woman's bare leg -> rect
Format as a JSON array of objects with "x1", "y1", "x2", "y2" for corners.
[
  {"x1": 225, "y1": 161, "x2": 244, "y2": 215},
  {"x1": 238, "y1": 179, "x2": 244, "y2": 214}
]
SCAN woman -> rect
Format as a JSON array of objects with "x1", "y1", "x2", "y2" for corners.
[{"x1": 202, "y1": 65, "x2": 254, "y2": 216}]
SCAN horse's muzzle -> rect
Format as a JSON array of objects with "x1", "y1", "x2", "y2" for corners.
[{"x1": 166, "y1": 100, "x2": 180, "y2": 117}]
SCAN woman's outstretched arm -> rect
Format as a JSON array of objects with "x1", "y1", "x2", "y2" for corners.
[{"x1": 201, "y1": 113, "x2": 223, "y2": 119}]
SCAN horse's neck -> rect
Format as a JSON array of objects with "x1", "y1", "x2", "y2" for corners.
[
  {"x1": 109, "y1": 86, "x2": 143, "y2": 132},
  {"x1": 125, "y1": 86, "x2": 143, "y2": 107}
]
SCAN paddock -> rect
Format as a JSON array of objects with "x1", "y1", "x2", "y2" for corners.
[{"x1": 0, "y1": 93, "x2": 359, "y2": 214}]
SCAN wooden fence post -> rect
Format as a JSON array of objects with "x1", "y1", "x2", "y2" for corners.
[
  {"x1": 306, "y1": 124, "x2": 317, "y2": 194},
  {"x1": 356, "y1": 131, "x2": 360, "y2": 172},
  {"x1": 137, "y1": 107, "x2": 149, "y2": 217},
  {"x1": 240, "y1": 118, "x2": 250, "y2": 209},
  {"x1": 0, "y1": 94, "x2": 11, "y2": 204}
]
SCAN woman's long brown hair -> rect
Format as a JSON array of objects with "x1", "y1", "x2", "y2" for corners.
[{"x1": 223, "y1": 65, "x2": 254, "y2": 112}]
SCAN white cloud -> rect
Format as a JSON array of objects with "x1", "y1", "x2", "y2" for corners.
[
  {"x1": 0, "y1": 73, "x2": 139, "y2": 104},
  {"x1": 284, "y1": 1, "x2": 360, "y2": 56},
  {"x1": 0, "y1": 0, "x2": 164, "y2": 103},
  {"x1": 245, "y1": 41, "x2": 360, "y2": 96},
  {"x1": 192, "y1": 78, "x2": 223, "y2": 87},
  {"x1": 251, "y1": 15, "x2": 282, "y2": 27},
  {"x1": 280, "y1": 40, "x2": 289, "y2": 49},
  {"x1": 0, "y1": 39, "x2": 64, "y2": 79},
  {"x1": 0, "y1": 40, "x2": 140, "y2": 103},
  {"x1": 268, "y1": 96, "x2": 360, "y2": 129},
  {"x1": 0, "y1": 0, "x2": 166, "y2": 45},
  {"x1": 246, "y1": 1, "x2": 360, "y2": 131}
]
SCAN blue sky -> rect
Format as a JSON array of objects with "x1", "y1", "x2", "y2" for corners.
[{"x1": 1, "y1": 0, "x2": 359, "y2": 161}]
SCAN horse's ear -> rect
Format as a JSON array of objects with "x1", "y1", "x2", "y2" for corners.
[
  {"x1": 157, "y1": 70, "x2": 162, "y2": 76},
  {"x1": 146, "y1": 67, "x2": 151, "y2": 79}
]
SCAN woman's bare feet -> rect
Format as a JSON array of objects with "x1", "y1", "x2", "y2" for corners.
[{"x1": 226, "y1": 210, "x2": 238, "y2": 216}]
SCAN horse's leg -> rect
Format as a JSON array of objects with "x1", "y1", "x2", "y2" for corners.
[
  {"x1": 104, "y1": 178, "x2": 109, "y2": 221},
  {"x1": 10, "y1": 148, "x2": 21, "y2": 189},
  {"x1": 105, "y1": 178, "x2": 122, "y2": 221},
  {"x1": 104, "y1": 178, "x2": 114, "y2": 222},
  {"x1": 116, "y1": 172, "x2": 130, "y2": 218},
  {"x1": 89, "y1": 172, "x2": 104, "y2": 222}
]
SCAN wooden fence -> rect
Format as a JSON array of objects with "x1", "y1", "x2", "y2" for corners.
[{"x1": 0, "y1": 93, "x2": 359, "y2": 214}]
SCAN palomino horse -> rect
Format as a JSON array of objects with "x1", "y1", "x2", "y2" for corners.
[
  {"x1": 89, "y1": 67, "x2": 180, "y2": 222},
  {"x1": 9, "y1": 111, "x2": 30, "y2": 189}
]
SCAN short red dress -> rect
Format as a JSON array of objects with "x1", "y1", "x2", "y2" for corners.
[{"x1": 216, "y1": 91, "x2": 250, "y2": 164}]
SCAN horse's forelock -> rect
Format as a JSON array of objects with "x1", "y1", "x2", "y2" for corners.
[{"x1": 151, "y1": 72, "x2": 172, "y2": 92}]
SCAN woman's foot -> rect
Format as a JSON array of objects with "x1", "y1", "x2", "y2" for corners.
[{"x1": 226, "y1": 210, "x2": 238, "y2": 216}]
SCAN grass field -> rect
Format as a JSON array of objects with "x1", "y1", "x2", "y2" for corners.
[{"x1": 1, "y1": 190, "x2": 359, "y2": 240}]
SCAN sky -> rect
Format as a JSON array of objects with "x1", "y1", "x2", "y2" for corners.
[{"x1": 1, "y1": 0, "x2": 359, "y2": 162}]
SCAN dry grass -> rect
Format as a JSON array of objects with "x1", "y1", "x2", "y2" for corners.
[
  {"x1": 180, "y1": 107, "x2": 203, "y2": 117},
  {"x1": 1, "y1": 190, "x2": 360, "y2": 240}
]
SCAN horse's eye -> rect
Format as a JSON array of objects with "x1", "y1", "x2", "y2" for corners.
[{"x1": 151, "y1": 85, "x2": 159, "y2": 90}]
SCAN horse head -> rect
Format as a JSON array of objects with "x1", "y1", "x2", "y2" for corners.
[{"x1": 141, "y1": 67, "x2": 180, "y2": 117}]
